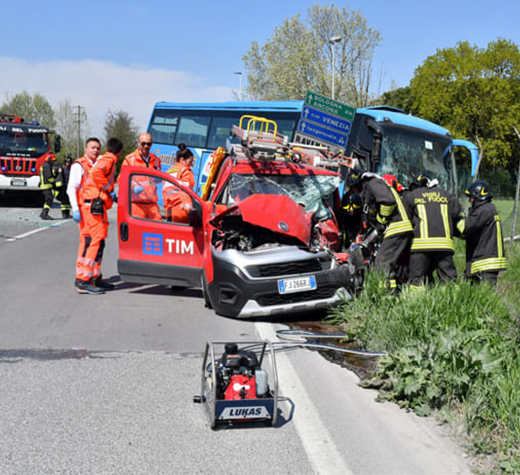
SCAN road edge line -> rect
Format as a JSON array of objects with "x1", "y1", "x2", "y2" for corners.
[{"x1": 255, "y1": 321, "x2": 352, "y2": 475}]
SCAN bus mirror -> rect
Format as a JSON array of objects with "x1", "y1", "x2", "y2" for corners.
[
  {"x1": 54, "y1": 135, "x2": 62, "y2": 153},
  {"x1": 367, "y1": 120, "x2": 382, "y2": 166}
]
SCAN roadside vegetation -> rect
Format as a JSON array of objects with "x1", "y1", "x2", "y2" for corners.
[{"x1": 327, "y1": 203, "x2": 520, "y2": 473}]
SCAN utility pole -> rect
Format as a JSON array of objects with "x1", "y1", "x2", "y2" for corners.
[
  {"x1": 74, "y1": 105, "x2": 86, "y2": 157},
  {"x1": 329, "y1": 36, "x2": 343, "y2": 100}
]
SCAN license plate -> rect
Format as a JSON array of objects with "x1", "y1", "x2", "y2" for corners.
[
  {"x1": 278, "y1": 276, "x2": 317, "y2": 294},
  {"x1": 11, "y1": 178, "x2": 27, "y2": 187}
]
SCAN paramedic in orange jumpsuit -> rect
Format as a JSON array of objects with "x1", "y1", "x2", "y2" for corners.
[
  {"x1": 69, "y1": 138, "x2": 122, "y2": 294},
  {"x1": 163, "y1": 143, "x2": 195, "y2": 223},
  {"x1": 120, "y1": 132, "x2": 162, "y2": 220},
  {"x1": 68, "y1": 138, "x2": 102, "y2": 294}
]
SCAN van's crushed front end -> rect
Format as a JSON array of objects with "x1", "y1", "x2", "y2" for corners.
[{"x1": 206, "y1": 193, "x2": 359, "y2": 318}]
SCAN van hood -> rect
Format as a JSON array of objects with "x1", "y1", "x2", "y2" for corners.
[{"x1": 211, "y1": 194, "x2": 312, "y2": 245}]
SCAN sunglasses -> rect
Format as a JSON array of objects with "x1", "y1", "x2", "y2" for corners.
[{"x1": 140, "y1": 142, "x2": 152, "y2": 146}]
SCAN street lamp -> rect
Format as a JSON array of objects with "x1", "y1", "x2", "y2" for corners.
[
  {"x1": 233, "y1": 72, "x2": 243, "y2": 101},
  {"x1": 329, "y1": 35, "x2": 343, "y2": 100}
]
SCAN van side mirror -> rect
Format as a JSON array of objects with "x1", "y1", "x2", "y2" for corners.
[{"x1": 188, "y1": 207, "x2": 202, "y2": 228}]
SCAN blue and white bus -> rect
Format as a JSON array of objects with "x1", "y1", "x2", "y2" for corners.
[{"x1": 146, "y1": 101, "x2": 478, "y2": 195}]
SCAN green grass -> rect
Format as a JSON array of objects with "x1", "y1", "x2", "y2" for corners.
[
  {"x1": 326, "y1": 202, "x2": 520, "y2": 472},
  {"x1": 494, "y1": 199, "x2": 520, "y2": 240}
]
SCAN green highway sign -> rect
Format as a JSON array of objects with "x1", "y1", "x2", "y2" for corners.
[{"x1": 305, "y1": 91, "x2": 355, "y2": 122}]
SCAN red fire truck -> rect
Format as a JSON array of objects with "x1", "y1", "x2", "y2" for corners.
[{"x1": 0, "y1": 113, "x2": 61, "y2": 196}]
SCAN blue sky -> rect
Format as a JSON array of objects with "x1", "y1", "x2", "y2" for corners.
[{"x1": 2, "y1": 0, "x2": 519, "y2": 137}]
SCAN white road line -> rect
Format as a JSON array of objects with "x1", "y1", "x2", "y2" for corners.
[
  {"x1": 255, "y1": 321, "x2": 352, "y2": 475},
  {"x1": 5, "y1": 222, "x2": 65, "y2": 241}
]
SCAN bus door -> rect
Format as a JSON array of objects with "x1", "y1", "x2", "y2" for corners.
[{"x1": 117, "y1": 166, "x2": 208, "y2": 288}]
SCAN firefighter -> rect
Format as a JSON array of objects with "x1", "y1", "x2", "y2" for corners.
[
  {"x1": 360, "y1": 172, "x2": 413, "y2": 290},
  {"x1": 163, "y1": 143, "x2": 195, "y2": 223},
  {"x1": 404, "y1": 172, "x2": 463, "y2": 290},
  {"x1": 39, "y1": 155, "x2": 71, "y2": 220},
  {"x1": 340, "y1": 168, "x2": 364, "y2": 247},
  {"x1": 120, "y1": 132, "x2": 162, "y2": 220},
  {"x1": 457, "y1": 181, "x2": 507, "y2": 285}
]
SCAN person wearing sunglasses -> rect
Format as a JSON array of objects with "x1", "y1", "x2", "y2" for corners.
[{"x1": 120, "y1": 132, "x2": 162, "y2": 220}]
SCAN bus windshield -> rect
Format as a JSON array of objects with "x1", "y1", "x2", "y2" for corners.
[
  {"x1": 377, "y1": 123, "x2": 457, "y2": 192},
  {"x1": 0, "y1": 130, "x2": 49, "y2": 157}
]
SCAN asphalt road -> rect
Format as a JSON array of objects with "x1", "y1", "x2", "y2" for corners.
[{"x1": 0, "y1": 201, "x2": 473, "y2": 475}]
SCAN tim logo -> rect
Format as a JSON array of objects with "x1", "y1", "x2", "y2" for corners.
[{"x1": 143, "y1": 233, "x2": 163, "y2": 256}]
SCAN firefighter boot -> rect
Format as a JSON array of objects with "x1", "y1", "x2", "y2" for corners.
[
  {"x1": 62, "y1": 209, "x2": 70, "y2": 219},
  {"x1": 40, "y1": 208, "x2": 53, "y2": 220}
]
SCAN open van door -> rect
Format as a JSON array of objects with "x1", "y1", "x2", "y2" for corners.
[{"x1": 117, "y1": 165, "x2": 209, "y2": 287}]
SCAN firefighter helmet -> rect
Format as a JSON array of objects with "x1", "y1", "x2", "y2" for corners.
[
  {"x1": 409, "y1": 172, "x2": 432, "y2": 190},
  {"x1": 382, "y1": 174, "x2": 403, "y2": 192},
  {"x1": 465, "y1": 180, "x2": 492, "y2": 201},
  {"x1": 346, "y1": 168, "x2": 364, "y2": 189}
]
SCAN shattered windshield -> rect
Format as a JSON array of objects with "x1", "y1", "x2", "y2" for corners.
[
  {"x1": 219, "y1": 173, "x2": 342, "y2": 220},
  {"x1": 378, "y1": 124, "x2": 457, "y2": 192}
]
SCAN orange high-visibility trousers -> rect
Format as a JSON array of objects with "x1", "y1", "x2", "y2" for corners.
[
  {"x1": 131, "y1": 202, "x2": 162, "y2": 221},
  {"x1": 76, "y1": 203, "x2": 109, "y2": 281},
  {"x1": 164, "y1": 191, "x2": 191, "y2": 223}
]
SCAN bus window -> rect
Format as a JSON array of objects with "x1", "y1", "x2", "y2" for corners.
[
  {"x1": 149, "y1": 110, "x2": 178, "y2": 145},
  {"x1": 176, "y1": 116, "x2": 211, "y2": 148},
  {"x1": 208, "y1": 116, "x2": 240, "y2": 150}
]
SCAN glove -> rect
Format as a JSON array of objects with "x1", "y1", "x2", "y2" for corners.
[
  {"x1": 72, "y1": 210, "x2": 81, "y2": 223},
  {"x1": 110, "y1": 191, "x2": 118, "y2": 203},
  {"x1": 375, "y1": 223, "x2": 386, "y2": 236},
  {"x1": 133, "y1": 185, "x2": 144, "y2": 194}
]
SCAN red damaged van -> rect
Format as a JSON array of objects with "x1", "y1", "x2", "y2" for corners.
[{"x1": 117, "y1": 118, "x2": 362, "y2": 318}]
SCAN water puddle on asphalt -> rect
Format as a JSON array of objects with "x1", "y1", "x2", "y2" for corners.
[
  {"x1": 288, "y1": 321, "x2": 379, "y2": 379},
  {"x1": 0, "y1": 347, "x2": 105, "y2": 363}
]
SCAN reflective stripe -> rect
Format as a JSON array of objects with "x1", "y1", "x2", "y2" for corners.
[
  {"x1": 380, "y1": 203, "x2": 395, "y2": 217},
  {"x1": 409, "y1": 285, "x2": 425, "y2": 292},
  {"x1": 376, "y1": 213, "x2": 388, "y2": 224},
  {"x1": 411, "y1": 237, "x2": 455, "y2": 251},
  {"x1": 386, "y1": 221, "x2": 413, "y2": 237},
  {"x1": 471, "y1": 257, "x2": 507, "y2": 274},
  {"x1": 385, "y1": 186, "x2": 413, "y2": 237},
  {"x1": 496, "y1": 215, "x2": 504, "y2": 258},
  {"x1": 440, "y1": 203, "x2": 450, "y2": 239},
  {"x1": 417, "y1": 203, "x2": 428, "y2": 239}
]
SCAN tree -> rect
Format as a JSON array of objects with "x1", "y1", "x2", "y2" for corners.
[
  {"x1": 104, "y1": 109, "x2": 139, "y2": 170},
  {"x1": 1, "y1": 91, "x2": 56, "y2": 129},
  {"x1": 242, "y1": 4, "x2": 381, "y2": 106},
  {"x1": 381, "y1": 86, "x2": 416, "y2": 114},
  {"x1": 410, "y1": 39, "x2": 520, "y2": 171},
  {"x1": 54, "y1": 99, "x2": 90, "y2": 159}
]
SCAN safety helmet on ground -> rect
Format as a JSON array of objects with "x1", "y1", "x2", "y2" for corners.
[
  {"x1": 409, "y1": 172, "x2": 432, "y2": 190},
  {"x1": 465, "y1": 180, "x2": 492, "y2": 201},
  {"x1": 382, "y1": 174, "x2": 403, "y2": 192}
]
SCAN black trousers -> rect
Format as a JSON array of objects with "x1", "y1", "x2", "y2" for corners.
[
  {"x1": 409, "y1": 251, "x2": 457, "y2": 287},
  {"x1": 42, "y1": 187, "x2": 70, "y2": 210}
]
